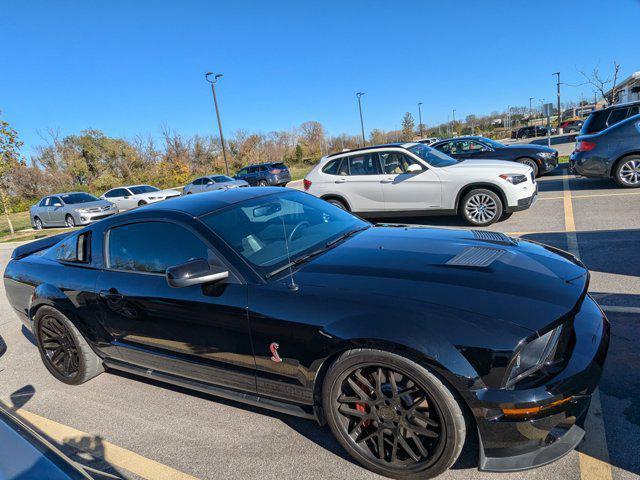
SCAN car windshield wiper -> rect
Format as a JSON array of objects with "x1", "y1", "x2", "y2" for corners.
[
  {"x1": 265, "y1": 247, "x2": 328, "y2": 279},
  {"x1": 325, "y1": 225, "x2": 369, "y2": 247}
]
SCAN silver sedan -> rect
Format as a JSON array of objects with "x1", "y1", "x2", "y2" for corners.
[
  {"x1": 30, "y1": 192, "x2": 118, "y2": 229},
  {"x1": 183, "y1": 175, "x2": 249, "y2": 195}
]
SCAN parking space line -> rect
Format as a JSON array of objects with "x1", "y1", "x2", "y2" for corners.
[
  {"x1": 16, "y1": 408, "x2": 199, "y2": 480},
  {"x1": 562, "y1": 176, "x2": 613, "y2": 480},
  {"x1": 539, "y1": 190, "x2": 640, "y2": 202}
]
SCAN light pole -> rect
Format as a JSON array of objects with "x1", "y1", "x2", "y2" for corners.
[
  {"x1": 553, "y1": 72, "x2": 561, "y2": 129},
  {"x1": 529, "y1": 97, "x2": 534, "y2": 125},
  {"x1": 205, "y1": 72, "x2": 229, "y2": 175},
  {"x1": 356, "y1": 92, "x2": 366, "y2": 146},
  {"x1": 417, "y1": 102, "x2": 424, "y2": 138},
  {"x1": 452, "y1": 109, "x2": 456, "y2": 136}
]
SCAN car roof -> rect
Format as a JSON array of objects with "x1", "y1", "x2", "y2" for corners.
[
  {"x1": 601, "y1": 100, "x2": 640, "y2": 110},
  {"x1": 326, "y1": 143, "x2": 413, "y2": 158},
  {"x1": 140, "y1": 186, "x2": 286, "y2": 217}
]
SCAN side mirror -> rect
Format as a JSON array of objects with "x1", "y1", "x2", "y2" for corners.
[
  {"x1": 166, "y1": 258, "x2": 228, "y2": 288},
  {"x1": 53, "y1": 203, "x2": 63, "y2": 207},
  {"x1": 406, "y1": 163, "x2": 423, "y2": 173}
]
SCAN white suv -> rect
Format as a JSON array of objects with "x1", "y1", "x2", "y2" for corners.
[{"x1": 303, "y1": 143, "x2": 537, "y2": 226}]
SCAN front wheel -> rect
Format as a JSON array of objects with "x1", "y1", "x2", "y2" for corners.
[
  {"x1": 460, "y1": 189, "x2": 503, "y2": 226},
  {"x1": 322, "y1": 349, "x2": 466, "y2": 479},
  {"x1": 613, "y1": 155, "x2": 640, "y2": 188},
  {"x1": 65, "y1": 214, "x2": 76, "y2": 228},
  {"x1": 517, "y1": 157, "x2": 539, "y2": 177},
  {"x1": 33, "y1": 217, "x2": 43, "y2": 230},
  {"x1": 258, "y1": 180, "x2": 268, "y2": 187},
  {"x1": 138, "y1": 200, "x2": 147, "y2": 207}
]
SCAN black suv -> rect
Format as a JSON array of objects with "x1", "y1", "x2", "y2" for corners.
[
  {"x1": 431, "y1": 136, "x2": 558, "y2": 176},
  {"x1": 570, "y1": 101, "x2": 640, "y2": 187},
  {"x1": 234, "y1": 162, "x2": 291, "y2": 186},
  {"x1": 515, "y1": 125, "x2": 553, "y2": 139}
]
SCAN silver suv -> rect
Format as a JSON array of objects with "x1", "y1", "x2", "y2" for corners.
[{"x1": 30, "y1": 192, "x2": 117, "y2": 229}]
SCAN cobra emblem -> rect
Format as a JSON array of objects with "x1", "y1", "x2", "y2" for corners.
[{"x1": 269, "y1": 342, "x2": 282, "y2": 363}]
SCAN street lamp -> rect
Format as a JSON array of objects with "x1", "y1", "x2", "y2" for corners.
[
  {"x1": 529, "y1": 97, "x2": 534, "y2": 125},
  {"x1": 417, "y1": 102, "x2": 424, "y2": 138},
  {"x1": 553, "y1": 72, "x2": 561, "y2": 129},
  {"x1": 452, "y1": 109, "x2": 456, "y2": 136},
  {"x1": 205, "y1": 72, "x2": 229, "y2": 175},
  {"x1": 356, "y1": 92, "x2": 366, "y2": 146}
]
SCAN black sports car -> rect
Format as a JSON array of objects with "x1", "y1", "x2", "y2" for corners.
[
  {"x1": 3, "y1": 188, "x2": 609, "y2": 479},
  {"x1": 432, "y1": 136, "x2": 558, "y2": 177}
]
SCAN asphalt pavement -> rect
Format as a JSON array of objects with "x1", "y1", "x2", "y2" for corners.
[{"x1": 1, "y1": 168, "x2": 639, "y2": 480}]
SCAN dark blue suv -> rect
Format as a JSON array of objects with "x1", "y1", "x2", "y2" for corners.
[
  {"x1": 234, "y1": 162, "x2": 292, "y2": 186},
  {"x1": 571, "y1": 101, "x2": 640, "y2": 188}
]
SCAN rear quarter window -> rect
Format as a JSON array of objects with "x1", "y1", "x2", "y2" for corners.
[
  {"x1": 50, "y1": 232, "x2": 91, "y2": 263},
  {"x1": 322, "y1": 158, "x2": 344, "y2": 175},
  {"x1": 582, "y1": 110, "x2": 608, "y2": 134}
]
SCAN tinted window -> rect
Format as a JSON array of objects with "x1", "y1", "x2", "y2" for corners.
[
  {"x1": 236, "y1": 168, "x2": 248, "y2": 176},
  {"x1": 105, "y1": 188, "x2": 129, "y2": 198},
  {"x1": 582, "y1": 110, "x2": 608, "y2": 134},
  {"x1": 129, "y1": 185, "x2": 159, "y2": 195},
  {"x1": 202, "y1": 191, "x2": 366, "y2": 277},
  {"x1": 108, "y1": 222, "x2": 209, "y2": 274},
  {"x1": 248, "y1": 166, "x2": 258, "y2": 173},
  {"x1": 50, "y1": 196, "x2": 63, "y2": 206},
  {"x1": 52, "y1": 232, "x2": 90, "y2": 263},
  {"x1": 322, "y1": 159, "x2": 342, "y2": 175},
  {"x1": 39, "y1": 197, "x2": 49, "y2": 207},
  {"x1": 192, "y1": 178, "x2": 204, "y2": 185},
  {"x1": 629, "y1": 105, "x2": 639, "y2": 117},
  {"x1": 347, "y1": 154, "x2": 380, "y2": 175},
  {"x1": 59, "y1": 193, "x2": 99, "y2": 204},
  {"x1": 259, "y1": 166, "x2": 268, "y2": 172},
  {"x1": 212, "y1": 175, "x2": 233, "y2": 182},
  {"x1": 607, "y1": 108, "x2": 629, "y2": 127},
  {"x1": 272, "y1": 163, "x2": 287, "y2": 170}
]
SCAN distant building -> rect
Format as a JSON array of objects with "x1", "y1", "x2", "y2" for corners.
[{"x1": 606, "y1": 71, "x2": 640, "y2": 104}]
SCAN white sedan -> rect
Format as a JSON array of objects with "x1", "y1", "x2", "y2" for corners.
[
  {"x1": 303, "y1": 143, "x2": 536, "y2": 226},
  {"x1": 100, "y1": 185, "x2": 181, "y2": 211}
]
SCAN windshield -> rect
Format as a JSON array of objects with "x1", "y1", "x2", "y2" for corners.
[
  {"x1": 129, "y1": 185, "x2": 159, "y2": 194},
  {"x1": 202, "y1": 190, "x2": 368, "y2": 277},
  {"x1": 212, "y1": 175, "x2": 234, "y2": 183},
  {"x1": 477, "y1": 137, "x2": 505, "y2": 149},
  {"x1": 407, "y1": 144, "x2": 459, "y2": 167},
  {"x1": 59, "y1": 193, "x2": 99, "y2": 204}
]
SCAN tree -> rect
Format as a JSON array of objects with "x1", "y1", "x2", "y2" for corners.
[
  {"x1": 0, "y1": 112, "x2": 23, "y2": 234},
  {"x1": 580, "y1": 61, "x2": 621, "y2": 106},
  {"x1": 401, "y1": 112, "x2": 415, "y2": 141}
]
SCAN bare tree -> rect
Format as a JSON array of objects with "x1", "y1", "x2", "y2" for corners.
[{"x1": 580, "y1": 61, "x2": 621, "y2": 106}]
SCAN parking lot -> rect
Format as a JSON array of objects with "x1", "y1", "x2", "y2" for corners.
[{"x1": 1, "y1": 167, "x2": 639, "y2": 480}]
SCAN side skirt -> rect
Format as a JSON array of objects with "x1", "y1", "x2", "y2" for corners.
[{"x1": 102, "y1": 358, "x2": 317, "y2": 421}]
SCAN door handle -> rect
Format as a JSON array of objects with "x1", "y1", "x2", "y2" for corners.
[
  {"x1": 99, "y1": 289, "x2": 124, "y2": 301},
  {"x1": 380, "y1": 178, "x2": 394, "y2": 183},
  {"x1": 334, "y1": 178, "x2": 347, "y2": 184}
]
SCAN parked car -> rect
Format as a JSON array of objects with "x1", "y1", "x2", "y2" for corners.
[
  {"x1": 560, "y1": 119, "x2": 584, "y2": 133},
  {"x1": 183, "y1": 174, "x2": 249, "y2": 195},
  {"x1": 304, "y1": 143, "x2": 537, "y2": 226},
  {"x1": 4, "y1": 187, "x2": 609, "y2": 479},
  {"x1": 234, "y1": 162, "x2": 291, "y2": 186},
  {"x1": 29, "y1": 192, "x2": 117, "y2": 229},
  {"x1": 514, "y1": 125, "x2": 552, "y2": 139},
  {"x1": 431, "y1": 136, "x2": 557, "y2": 177},
  {"x1": 579, "y1": 100, "x2": 640, "y2": 135},
  {"x1": 570, "y1": 106, "x2": 640, "y2": 188},
  {"x1": 100, "y1": 184, "x2": 181, "y2": 211},
  {"x1": 416, "y1": 137, "x2": 440, "y2": 145}
]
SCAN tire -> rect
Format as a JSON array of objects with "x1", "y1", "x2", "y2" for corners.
[
  {"x1": 517, "y1": 157, "x2": 539, "y2": 177},
  {"x1": 322, "y1": 349, "x2": 466, "y2": 479},
  {"x1": 138, "y1": 200, "x2": 147, "y2": 207},
  {"x1": 613, "y1": 155, "x2": 640, "y2": 188},
  {"x1": 459, "y1": 189, "x2": 503, "y2": 226},
  {"x1": 65, "y1": 214, "x2": 76, "y2": 228},
  {"x1": 258, "y1": 180, "x2": 268, "y2": 187},
  {"x1": 33, "y1": 217, "x2": 43, "y2": 230},
  {"x1": 325, "y1": 198, "x2": 348, "y2": 210},
  {"x1": 500, "y1": 211, "x2": 514, "y2": 221},
  {"x1": 33, "y1": 306, "x2": 103, "y2": 385}
]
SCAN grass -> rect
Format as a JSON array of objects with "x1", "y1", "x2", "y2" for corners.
[
  {"x1": 0, "y1": 227, "x2": 75, "y2": 244},
  {"x1": 0, "y1": 211, "x2": 32, "y2": 238},
  {"x1": 288, "y1": 164, "x2": 314, "y2": 181},
  {"x1": 558, "y1": 155, "x2": 569, "y2": 164}
]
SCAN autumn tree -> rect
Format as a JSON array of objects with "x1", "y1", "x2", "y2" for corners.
[
  {"x1": 401, "y1": 112, "x2": 415, "y2": 141},
  {"x1": 0, "y1": 112, "x2": 23, "y2": 234}
]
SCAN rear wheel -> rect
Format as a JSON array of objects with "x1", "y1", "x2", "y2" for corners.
[
  {"x1": 33, "y1": 217, "x2": 43, "y2": 230},
  {"x1": 322, "y1": 349, "x2": 466, "y2": 479},
  {"x1": 460, "y1": 189, "x2": 503, "y2": 226},
  {"x1": 34, "y1": 306, "x2": 103, "y2": 385},
  {"x1": 258, "y1": 180, "x2": 268, "y2": 187},
  {"x1": 138, "y1": 200, "x2": 147, "y2": 207},
  {"x1": 517, "y1": 157, "x2": 539, "y2": 177},
  {"x1": 65, "y1": 214, "x2": 76, "y2": 228},
  {"x1": 326, "y1": 198, "x2": 348, "y2": 210},
  {"x1": 613, "y1": 155, "x2": 640, "y2": 188}
]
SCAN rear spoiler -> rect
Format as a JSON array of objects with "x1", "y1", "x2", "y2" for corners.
[{"x1": 11, "y1": 232, "x2": 72, "y2": 260}]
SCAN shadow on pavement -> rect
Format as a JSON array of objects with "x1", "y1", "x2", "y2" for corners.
[
  {"x1": 21, "y1": 325, "x2": 37, "y2": 346},
  {"x1": 0, "y1": 334, "x2": 6, "y2": 359},
  {"x1": 537, "y1": 176, "x2": 615, "y2": 193}
]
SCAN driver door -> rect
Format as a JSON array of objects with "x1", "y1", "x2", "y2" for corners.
[
  {"x1": 95, "y1": 219, "x2": 256, "y2": 392},
  {"x1": 378, "y1": 152, "x2": 442, "y2": 211},
  {"x1": 49, "y1": 196, "x2": 66, "y2": 225}
]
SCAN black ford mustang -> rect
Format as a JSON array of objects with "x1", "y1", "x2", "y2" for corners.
[{"x1": 3, "y1": 187, "x2": 609, "y2": 479}]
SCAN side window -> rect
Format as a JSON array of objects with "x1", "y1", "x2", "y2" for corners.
[
  {"x1": 104, "y1": 190, "x2": 116, "y2": 198},
  {"x1": 607, "y1": 108, "x2": 629, "y2": 127},
  {"x1": 237, "y1": 168, "x2": 248, "y2": 176},
  {"x1": 322, "y1": 159, "x2": 342, "y2": 175},
  {"x1": 346, "y1": 154, "x2": 380, "y2": 176},
  {"x1": 379, "y1": 152, "x2": 422, "y2": 174},
  {"x1": 108, "y1": 222, "x2": 210, "y2": 274},
  {"x1": 50, "y1": 196, "x2": 63, "y2": 206},
  {"x1": 259, "y1": 166, "x2": 268, "y2": 172},
  {"x1": 192, "y1": 178, "x2": 204, "y2": 186},
  {"x1": 628, "y1": 105, "x2": 639, "y2": 117},
  {"x1": 55, "y1": 232, "x2": 91, "y2": 263},
  {"x1": 435, "y1": 142, "x2": 452, "y2": 154},
  {"x1": 39, "y1": 197, "x2": 50, "y2": 207},
  {"x1": 468, "y1": 141, "x2": 485, "y2": 151},
  {"x1": 106, "y1": 188, "x2": 127, "y2": 198}
]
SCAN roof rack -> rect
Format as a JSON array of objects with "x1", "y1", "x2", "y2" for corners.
[{"x1": 326, "y1": 143, "x2": 408, "y2": 158}]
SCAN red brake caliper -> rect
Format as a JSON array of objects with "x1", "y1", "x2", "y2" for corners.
[{"x1": 355, "y1": 378, "x2": 372, "y2": 427}]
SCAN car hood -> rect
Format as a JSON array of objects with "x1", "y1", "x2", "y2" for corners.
[
  {"x1": 502, "y1": 144, "x2": 556, "y2": 153},
  {"x1": 148, "y1": 189, "x2": 181, "y2": 197},
  {"x1": 295, "y1": 226, "x2": 587, "y2": 332},
  {"x1": 447, "y1": 159, "x2": 531, "y2": 173},
  {"x1": 222, "y1": 180, "x2": 249, "y2": 187},
  {"x1": 68, "y1": 200, "x2": 113, "y2": 209}
]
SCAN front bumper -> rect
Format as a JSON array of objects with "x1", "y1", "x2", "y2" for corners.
[
  {"x1": 505, "y1": 183, "x2": 538, "y2": 213},
  {"x1": 538, "y1": 153, "x2": 558, "y2": 175},
  {"x1": 475, "y1": 295, "x2": 610, "y2": 472},
  {"x1": 75, "y1": 209, "x2": 117, "y2": 225}
]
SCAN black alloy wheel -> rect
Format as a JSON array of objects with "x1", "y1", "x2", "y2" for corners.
[{"x1": 38, "y1": 315, "x2": 80, "y2": 378}]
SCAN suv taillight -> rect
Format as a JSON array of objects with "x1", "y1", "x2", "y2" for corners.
[
  {"x1": 271, "y1": 169, "x2": 281, "y2": 174},
  {"x1": 303, "y1": 179, "x2": 312, "y2": 191},
  {"x1": 575, "y1": 141, "x2": 596, "y2": 152}
]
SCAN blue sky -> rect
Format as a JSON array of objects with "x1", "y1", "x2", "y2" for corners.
[{"x1": 2, "y1": 0, "x2": 639, "y2": 156}]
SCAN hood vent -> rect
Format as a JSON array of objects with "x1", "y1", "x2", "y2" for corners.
[
  {"x1": 471, "y1": 230, "x2": 516, "y2": 246},
  {"x1": 446, "y1": 246, "x2": 505, "y2": 268}
]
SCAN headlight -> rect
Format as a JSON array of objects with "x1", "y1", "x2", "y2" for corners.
[
  {"x1": 504, "y1": 324, "x2": 564, "y2": 388},
  {"x1": 538, "y1": 152, "x2": 555, "y2": 159},
  {"x1": 76, "y1": 208, "x2": 89, "y2": 213},
  {"x1": 499, "y1": 173, "x2": 527, "y2": 185}
]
